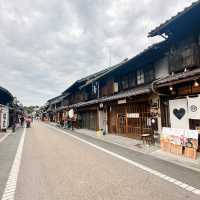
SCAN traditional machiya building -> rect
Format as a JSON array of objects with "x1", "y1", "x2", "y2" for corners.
[
  {"x1": 65, "y1": 41, "x2": 170, "y2": 141},
  {"x1": 46, "y1": 95, "x2": 65, "y2": 123},
  {"x1": 46, "y1": 1, "x2": 200, "y2": 153},
  {"x1": 61, "y1": 67, "x2": 115, "y2": 130},
  {"x1": 0, "y1": 86, "x2": 13, "y2": 131},
  {"x1": 149, "y1": 1, "x2": 200, "y2": 158}
]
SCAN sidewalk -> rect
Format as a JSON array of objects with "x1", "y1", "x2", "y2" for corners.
[
  {"x1": 0, "y1": 129, "x2": 12, "y2": 143},
  {"x1": 0, "y1": 127, "x2": 24, "y2": 198},
  {"x1": 0, "y1": 132, "x2": 6, "y2": 140},
  {"x1": 50, "y1": 123, "x2": 200, "y2": 172}
]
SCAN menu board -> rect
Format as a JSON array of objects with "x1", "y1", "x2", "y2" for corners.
[{"x1": 162, "y1": 127, "x2": 198, "y2": 149}]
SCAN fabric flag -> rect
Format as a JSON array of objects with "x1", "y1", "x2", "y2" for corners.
[{"x1": 187, "y1": 96, "x2": 200, "y2": 120}]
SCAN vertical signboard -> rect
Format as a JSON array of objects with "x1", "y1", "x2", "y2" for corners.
[
  {"x1": 188, "y1": 96, "x2": 200, "y2": 120},
  {"x1": 0, "y1": 106, "x2": 9, "y2": 130}
]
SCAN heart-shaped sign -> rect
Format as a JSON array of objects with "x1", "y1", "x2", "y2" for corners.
[{"x1": 173, "y1": 108, "x2": 185, "y2": 120}]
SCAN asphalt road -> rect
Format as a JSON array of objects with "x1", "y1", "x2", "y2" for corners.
[{"x1": 9, "y1": 122, "x2": 200, "y2": 200}]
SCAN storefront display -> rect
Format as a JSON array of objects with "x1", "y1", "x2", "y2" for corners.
[{"x1": 161, "y1": 127, "x2": 199, "y2": 159}]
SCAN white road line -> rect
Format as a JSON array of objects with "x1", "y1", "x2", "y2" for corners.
[
  {"x1": 0, "y1": 132, "x2": 10, "y2": 143},
  {"x1": 46, "y1": 124, "x2": 200, "y2": 196},
  {"x1": 1, "y1": 128, "x2": 26, "y2": 200}
]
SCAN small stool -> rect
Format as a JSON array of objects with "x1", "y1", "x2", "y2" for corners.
[{"x1": 142, "y1": 134, "x2": 155, "y2": 145}]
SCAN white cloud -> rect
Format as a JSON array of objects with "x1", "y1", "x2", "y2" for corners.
[{"x1": 0, "y1": 0, "x2": 196, "y2": 105}]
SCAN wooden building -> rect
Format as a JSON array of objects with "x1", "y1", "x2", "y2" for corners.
[
  {"x1": 46, "y1": 95, "x2": 65, "y2": 123},
  {"x1": 64, "y1": 41, "x2": 170, "y2": 140},
  {"x1": 149, "y1": 1, "x2": 200, "y2": 153},
  {"x1": 149, "y1": 0, "x2": 200, "y2": 129},
  {"x1": 45, "y1": 1, "x2": 200, "y2": 144}
]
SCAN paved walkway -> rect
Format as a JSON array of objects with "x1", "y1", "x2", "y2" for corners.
[
  {"x1": 0, "y1": 128, "x2": 24, "y2": 198},
  {"x1": 50, "y1": 123, "x2": 200, "y2": 172},
  {"x1": 0, "y1": 133, "x2": 5, "y2": 141}
]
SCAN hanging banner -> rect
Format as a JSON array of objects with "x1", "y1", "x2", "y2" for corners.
[
  {"x1": 118, "y1": 99, "x2": 126, "y2": 104},
  {"x1": 188, "y1": 96, "x2": 200, "y2": 120},
  {"x1": 169, "y1": 99, "x2": 189, "y2": 129},
  {"x1": 68, "y1": 109, "x2": 74, "y2": 119}
]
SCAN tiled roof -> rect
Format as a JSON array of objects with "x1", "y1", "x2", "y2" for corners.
[
  {"x1": 80, "y1": 41, "x2": 168, "y2": 89},
  {"x1": 148, "y1": 0, "x2": 200, "y2": 37},
  {"x1": 0, "y1": 86, "x2": 13, "y2": 105},
  {"x1": 47, "y1": 95, "x2": 64, "y2": 104},
  {"x1": 0, "y1": 86, "x2": 13, "y2": 99}
]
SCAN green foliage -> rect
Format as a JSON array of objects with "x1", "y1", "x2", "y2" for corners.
[{"x1": 23, "y1": 105, "x2": 39, "y2": 114}]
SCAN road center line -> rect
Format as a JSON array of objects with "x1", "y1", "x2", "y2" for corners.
[
  {"x1": 1, "y1": 128, "x2": 26, "y2": 200},
  {"x1": 46, "y1": 124, "x2": 200, "y2": 196}
]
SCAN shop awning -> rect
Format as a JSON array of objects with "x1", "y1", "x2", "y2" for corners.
[{"x1": 154, "y1": 68, "x2": 200, "y2": 88}]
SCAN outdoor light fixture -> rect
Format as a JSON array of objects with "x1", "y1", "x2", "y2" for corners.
[
  {"x1": 169, "y1": 86, "x2": 173, "y2": 91},
  {"x1": 194, "y1": 80, "x2": 199, "y2": 87}
]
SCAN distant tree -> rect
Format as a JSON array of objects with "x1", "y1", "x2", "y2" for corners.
[{"x1": 23, "y1": 105, "x2": 39, "y2": 114}]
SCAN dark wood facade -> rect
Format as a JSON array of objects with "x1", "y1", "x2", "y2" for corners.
[{"x1": 107, "y1": 101, "x2": 152, "y2": 139}]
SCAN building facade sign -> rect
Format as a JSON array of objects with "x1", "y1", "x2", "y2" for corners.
[
  {"x1": 188, "y1": 96, "x2": 200, "y2": 120},
  {"x1": 0, "y1": 106, "x2": 9, "y2": 130},
  {"x1": 118, "y1": 99, "x2": 126, "y2": 104},
  {"x1": 169, "y1": 98, "x2": 189, "y2": 129},
  {"x1": 68, "y1": 109, "x2": 74, "y2": 119},
  {"x1": 127, "y1": 113, "x2": 140, "y2": 118}
]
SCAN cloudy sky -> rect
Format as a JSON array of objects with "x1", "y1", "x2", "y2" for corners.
[{"x1": 0, "y1": 0, "x2": 196, "y2": 106}]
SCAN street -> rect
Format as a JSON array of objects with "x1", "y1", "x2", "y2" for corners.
[
  {"x1": 0, "y1": 122, "x2": 198, "y2": 200},
  {"x1": 1, "y1": 0, "x2": 200, "y2": 199}
]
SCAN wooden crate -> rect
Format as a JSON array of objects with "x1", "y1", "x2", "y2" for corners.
[
  {"x1": 184, "y1": 147, "x2": 197, "y2": 160},
  {"x1": 160, "y1": 140, "x2": 170, "y2": 152},
  {"x1": 170, "y1": 144, "x2": 183, "y2": 155}
]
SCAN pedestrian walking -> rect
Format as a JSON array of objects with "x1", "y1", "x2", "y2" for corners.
[
  {"x1": 26, "y1": 116, "x2": 32, "y2": 128},
  {"x1": 20, "y1": 115, "x2": 25, "y2": 127}
]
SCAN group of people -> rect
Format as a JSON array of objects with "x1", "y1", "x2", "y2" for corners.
[
  {"x1": 12, "y1": 115, "x2": 33, "y2": 132},
  {"x1": 59, "y1": 116, "x2": 77, "y2": 130}
]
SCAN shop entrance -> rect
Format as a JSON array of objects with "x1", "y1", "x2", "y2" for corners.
[
  {"x1": 108, "y1": 102, "x2": 152, "y2": 139},
  {"x1": 117, "y1": 113, "x2": 126, "y2": 134},
  {"x1": 80, "y1": 111, "x2": 97, "y2": 130}
]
